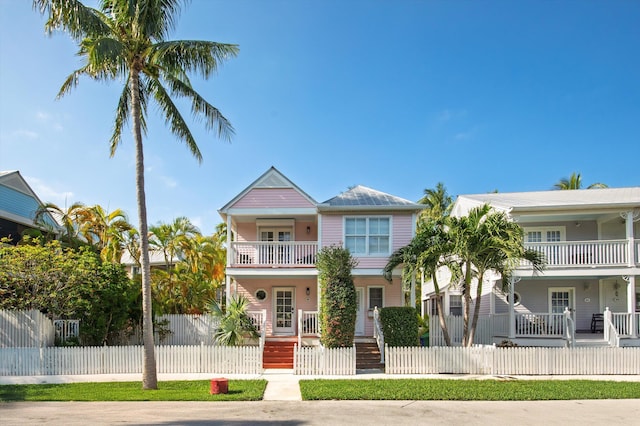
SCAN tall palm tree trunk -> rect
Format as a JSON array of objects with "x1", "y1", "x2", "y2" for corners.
[
  {"x1": 467, "y1": 272, "x2": 485, "y2": 347},
  {"x1": 131, "y1": 70, "x2": 158, "y2": 390},
  {"x1": 462, "y1": 263, "x2": 472, "y2": 347},
  {"x1": 432, "y1": 275, "x2": 452, "y2": 346}
]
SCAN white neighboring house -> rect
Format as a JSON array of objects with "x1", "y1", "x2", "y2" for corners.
[{"x1": 422, "y1": 186, "x2": 640, "y2": 347}]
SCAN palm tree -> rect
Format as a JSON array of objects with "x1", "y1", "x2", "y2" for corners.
[
  {"x1": 77, "y1": 205, "x2": 133, "y2": 263},
  {"x1": 418, "y1": 182, "x2": 452, "y2": 222},
  {"x1": 553, "y1": 172, "x2": 608, "y2": 190},
  {"x1": 447, "y1": 204, "x2": 544, "y2": 346},
  {"x1": 384, "y1": 218, "x2": 457, "y2": 346},
  {"x1": 35, "y1": 201, "x2": 87, "y2": 248},
  {"x1": 35, "y1": 0, "x2": 238, "y2": 389}
]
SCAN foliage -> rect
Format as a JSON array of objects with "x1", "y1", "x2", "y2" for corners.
[
  {"x1": 317, "y1": 245, "x2": 358, "y2": 348},
  {"x1": 0, "y1": 380, "x2": 267, "y2": 402},
  {"x1": 553, "y1": 172, "x2": 607, "y2": 190},
  {"x1": 379, "y1": 307, "x2": 419, "y2": 347},
  {"x1": 418, "y1": 182, "x2": 452, "y2": 222},
  {"x1": 0, "y1": 238, "x2": 138, "y2": 345},
  {"x1": 299, "y1": 379, "x2": 640, "y2": 401},
  {"x1": 209, "y1": 296, "x2": 259, "y2": 346}
]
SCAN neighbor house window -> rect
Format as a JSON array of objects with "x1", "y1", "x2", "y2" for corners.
[
  {"x1": 368, "y1": 287, "x2": 384, "y2": 310},
  {"x1": 345, "y1": 217, "x2": 390, "y2": 255},
  {"x1": 524, "y1": 227, "x2": 564, "y2": 243},
  {"x1": 449, "y1": 294, "x2": 462, "y2": 316}
]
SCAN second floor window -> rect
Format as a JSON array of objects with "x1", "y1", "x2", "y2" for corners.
[
  {"x1": 345, "y1": 217, "x2": 390, "y2": 255},
  {"x1": 524, "y1": 227, "x2": 564, "y2": 243}
]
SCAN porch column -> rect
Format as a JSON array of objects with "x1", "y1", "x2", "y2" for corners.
[
  {"x1": 420, "y1": 267, "x2": 425, "y2": 317},
  {"x1": 226, "y1": 214, "x2": 233, "y2": 302},
  {"x1": 623, "y1": 211, "x2": 636, "y2": 267},
  {"x1": 508, "y1": 276, "x2": 516, "y2": 339},
  {"x1": 624, "y1": 275, "x2": 637, "y2": 338}
]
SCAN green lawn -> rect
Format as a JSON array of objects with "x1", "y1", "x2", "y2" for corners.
[
  {"x1": 299, "y1": 379, "x2": 640, "y2": 401},
  {"x1": 0, "y1": 380, "x2": 267, "y2": 402}
]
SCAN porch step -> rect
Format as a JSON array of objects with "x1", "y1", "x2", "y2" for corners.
[
  {"x1": 263, "y1": 340, "x2": 295, "y2": 369},
  {"x1": 356, "y1": 341, "x2": 384, "y2": 370}
]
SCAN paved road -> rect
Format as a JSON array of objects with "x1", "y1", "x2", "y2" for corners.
[{"x1": 2, "y1": 399, "x2": 640, "y2": 425}]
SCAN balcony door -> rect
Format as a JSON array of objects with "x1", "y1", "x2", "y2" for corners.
[
  {"x1": 273, "y1": 287, "x2": 296, "y2": 335},
  {"x1": 259, "y1": 228, "x2": 292, "y2": 264}
]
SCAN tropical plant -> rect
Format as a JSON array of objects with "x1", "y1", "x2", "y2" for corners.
[
  {"x1": 209, "y1": 296, "x2": 259, "y2": 346},
  {"x1": 317, "y1": 245, "x2": 358, "y2": 348},
  {"x1": 35, "y1": 201, "x2": 87, "y2": 248},
  {"x1": 35, "y1": 0, "x2": 238, "y2": 389},
  {"x1": 553, "y1": 172, "x2": 608, "y2": 190},
  {"x1": 447, "y1": 204, "x2": 545, "y2": 346},
  {"x1": 384, "y1": 218, "x2": 457, "y2": 346},
  {"x1": 418, "y1": 182, "x2": 453, "y2": 222}
]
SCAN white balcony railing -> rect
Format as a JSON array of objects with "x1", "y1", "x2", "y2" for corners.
[
  {"x1": 523, "y1": 239, "x2": 629, "y2": 268},
  {"x1": 298, "y1": 310, "x2": 319, "y2": 347},
  {"x1": 231, "y1": 241, "x2": 318, "y2": 267}
]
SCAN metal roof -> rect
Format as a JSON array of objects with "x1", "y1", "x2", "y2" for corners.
[{"x1": 318, "y1": 185, "x2": 424, "y2": 211}]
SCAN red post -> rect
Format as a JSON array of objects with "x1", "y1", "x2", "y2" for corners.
[{"x1": 210, "y1": 378, "x2": 229, "y2": 394}]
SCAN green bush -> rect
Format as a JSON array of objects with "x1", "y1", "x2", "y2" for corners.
[
  {"x1": 380, "y1": 306, "x2": 419, "y2": 347},
  {"x1": 317, "y1": 245, "x2": 357, "y2": 348}
]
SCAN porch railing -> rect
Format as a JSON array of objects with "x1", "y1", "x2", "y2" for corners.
[
  {"x1": 492, "y1": 312, "x2": 565, "y2": 338},
  {"x1": 373, "y1": 307, "x2": 385, "y2": 363},
  {"x1": 231, "y1": 241, "x2": 318, "y2": 267},
  {"x1": 523, "y1": 239, "x2": 628, "y2": 267},
  {"x1": 248, "y1": 309, "x2": 267, "y2": 348},
  {"x1": 298, "y1": 310, "x2": 319, "y2": 347},
  {"x1": 563, "y1": 308, "x2": 575, "y2": 348},
  {"x1": 604, "y1": 308, "x2": 620, "y2": 347},
  {"x1": 610, "y1": 311, "x2": 640, "y2": 337}
]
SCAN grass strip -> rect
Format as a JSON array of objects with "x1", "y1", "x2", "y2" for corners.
[
  {"x1": 0, "y1": 380, "x2": 267, "y2": 402},
  {"x1": 299, "y1": 379, "x2": 640, "y2": 401}
]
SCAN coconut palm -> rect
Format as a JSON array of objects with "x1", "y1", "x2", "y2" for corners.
[
  {"x1": 77, "y1": 205, "x2": 133, "y2": 263},
  {"x1": 35, "y1": 201, "x2": 87, "y2": 248},
  {"x1": 418, "y1": 182, "x2": 452, "y2": 222},
  {"x1": 553, "y1": 172, "x2": 608, "y2": 190},
  {"x1": 35, "y1": 0, "x2": 238, "y2": 389},
  {"x1": 447, "y1": 204, "x2": 544, "y2": 346}
]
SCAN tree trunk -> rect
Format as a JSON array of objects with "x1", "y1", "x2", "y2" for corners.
[
  {"x1": 467, "y1": 271, "x2": 485, "y2": 348},
  {"x1": 432, "y1": 275, "x2": 451, "y2": 346},
  {"x1": 131, "y1": 70, "x2": 158, "y2": 390},
  {"x1": 462, "y1": 262, "x2": 472, "y2": 346}
]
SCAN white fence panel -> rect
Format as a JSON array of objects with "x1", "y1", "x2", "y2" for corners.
[
  {"x1": 294, "y1": 345, "x2": 356, "y2": 375},
  {"x1": 0, "y1": 310, "x2": 55, "y2": 348},
  {"x1": 429, "y1": 315, "x2": 493, "y2": 347},
  {"x1": 386, "y1": 346, "x2": 640, "y2": 375},
  {"x1": 0, "y1": 344, "x2": 262, "y2": 376}
]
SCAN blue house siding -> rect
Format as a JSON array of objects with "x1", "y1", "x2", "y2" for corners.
[{"x1": 0, "y1": 184, "x2": 55, "y2": 227}]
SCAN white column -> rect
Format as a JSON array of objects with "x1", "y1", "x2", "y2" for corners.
[
  {"x1": 624, "y1": 275, "x2": 637, "y2": 338},
  {"x1": 410, "y1": 273, "x2": 416, "y2": 309},
  {"x1": 624, "y1": 211, "x2": 634, "y2": 267},
  {"x1": 225, "y1": 214, "x2": 233, "y2": 302}
]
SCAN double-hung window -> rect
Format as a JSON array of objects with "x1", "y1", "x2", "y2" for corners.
[{"x1": 345, "y1": 217, "x2": 390, "y2": 256}]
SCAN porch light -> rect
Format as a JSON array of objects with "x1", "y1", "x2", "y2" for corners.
[
  {"x1": 306, "y1": 287, "x2": 311, "y2": 296},
  {"x1": 306, "y1": 226, "x2": 311, "y2": 234}
]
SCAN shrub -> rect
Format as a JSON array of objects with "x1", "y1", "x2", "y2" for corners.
[
  {"x1": 317, "y1": 245, "x2": 357, "y2": 348},
  {"x1": 380, "y1": 306, "x2": 419, "y2": 347}
]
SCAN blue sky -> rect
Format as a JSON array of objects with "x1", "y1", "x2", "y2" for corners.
[{"x1": 1, "y1": 1, "x2": 639, "y2": 235}]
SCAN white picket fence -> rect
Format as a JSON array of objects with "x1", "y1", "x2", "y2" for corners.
[
  {"x1": 385, "y1": 345, "x2": 640, "y2": 375},
  {"x1": 0, "y1": 310, "x2": 55, "y2": 347},
  {"x1": 0, "y1": 344, "x2": 262, "y2": 376},
  {"x1": 294, "y1": 345, "x2": 356, "y2": 375},
  {"x1": 429, "y1": 315, "x2": 493, "y2": 346},
  {"x1": 123, "y1": 314, "x2": 221, "y2": 346}
]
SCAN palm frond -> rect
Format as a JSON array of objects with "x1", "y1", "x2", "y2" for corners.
[
  {"x1": 151, "y1": 40, "x2": 239, "y2": 78},
  {"x1": 34, "y1": 0, "x2": 110, "y2": 40}
]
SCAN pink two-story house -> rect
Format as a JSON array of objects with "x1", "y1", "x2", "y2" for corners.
[{"x1": 218, "y1": 167, "x2": 423, "y2": 350}]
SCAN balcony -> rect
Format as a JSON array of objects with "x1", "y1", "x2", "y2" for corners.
[
  {"x1": 230, "y1": 241, "x2": 318, "y2": 267},
  {"x1": 522, "y1": 239, "x2": 639, "y2": 268}
]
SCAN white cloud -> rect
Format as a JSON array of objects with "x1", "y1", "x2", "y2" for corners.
[{"x1": 26, "y1": 176, "x2": 74, "y2": 206}]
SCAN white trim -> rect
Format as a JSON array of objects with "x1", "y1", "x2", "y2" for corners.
[
  {"x1": 523, "y1": 226, "x2": 566, "y2": 242},
  {"x1": 224, "y1": 208, "x2": 317, "y2": 216},
  {"x1": 256, "y1": 219, "x2": 295, "y2": 227},
  {"x1": 272, "y1": 286, "x2": 296, "y2": 335}
]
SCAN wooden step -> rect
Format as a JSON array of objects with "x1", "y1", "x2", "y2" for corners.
[
  {"x1": 263, "y1": 341, "x2": 295, "y2": 369},
  {"x1": 355, "y1": 341, "x2": 384, "y2": 370}
]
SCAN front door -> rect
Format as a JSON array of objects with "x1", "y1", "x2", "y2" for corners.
[
  {"x1": 549, "y1": 287, "x2": 575, "y2": 331},
  {"x1": 355, "y1": 288, "x2": 365, "y2": 336},
  {"x1": 273, "y1": 287, "x2": 295, "y2": 335}
]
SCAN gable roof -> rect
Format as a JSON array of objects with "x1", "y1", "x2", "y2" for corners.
[
  {"x1": 318, "y1": 185, "x2": 424, "y2": 212},
  {"x1": 218, "y1": 166, "x2": 318, "y2": 214},
  {"x1": 451, "y1": 187, "x2": 640, "y2": 217},
  {"x1": 0, "y1": 170, "x2": 61, "y2": 231}
]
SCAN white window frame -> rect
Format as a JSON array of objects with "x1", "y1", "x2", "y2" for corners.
[
  {"x1": 367, "y1": 286, "x2": 385, "y2": 311},
  {"x1": 523, "y1": 226, "x2": 566, "y2": 243},
  {"x1": 344, "y1": 216, "x2": 392, "y2": 256},
  {"x1": 449, "y1": 294, "x2": 463, "y2": 316},
  {"x1": 548, "y1": 287, "x2": 575, "y2": 314}
]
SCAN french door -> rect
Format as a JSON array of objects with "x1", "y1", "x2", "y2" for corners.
[
  {"x1": 260, "y1": 229, "x2": 292, "y2": 264},
  {"x1": 273, "y1": 287, "x2": 295, "y2": 335}
]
